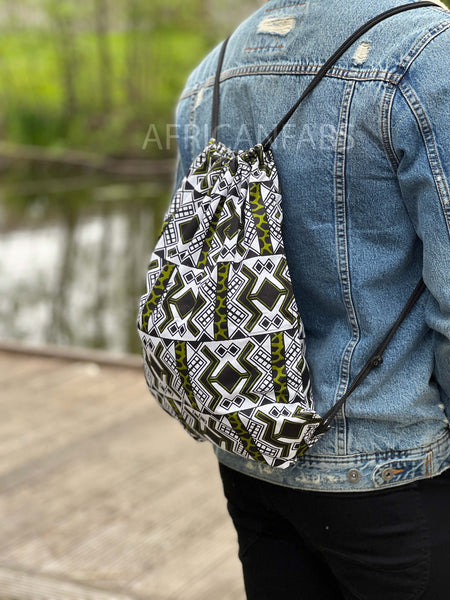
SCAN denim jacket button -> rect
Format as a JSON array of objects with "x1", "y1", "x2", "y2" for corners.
[
  {"x1": 347, "y1": 468, "x2": 362, "y2": 483},
  {"x1": 381, "y1": 468, "x2": 395, "y2": 482}
]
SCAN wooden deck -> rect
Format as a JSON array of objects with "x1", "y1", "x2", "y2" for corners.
[{"x1": 0, "y1": 345, "x2": 245, "y2": 600}]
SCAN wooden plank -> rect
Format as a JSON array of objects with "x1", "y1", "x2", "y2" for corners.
[
  {"x1": 0, "y1": 351, "x2": 58, "y2": 386},
  {"x1": 0, "y1": 351, "x2": 246, "y2": 600},
  {"x1": 0, "y1": 565, "x2": 147, "y2": 600},
  {"x1": 0, "y1": 361, "x2": 149, "y2": 476}
]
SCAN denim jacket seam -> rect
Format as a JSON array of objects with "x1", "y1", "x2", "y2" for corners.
[
  {"x1": 181, "y1": 19, "x2": 450, "y2": 103},
  {"x1": 380, "y1": 83, "x2": 401, "y2": 173},
  {"x1": 398, "y1": 79, "x2": 450, "y2": 238},
  {"x1": 305, "y1": 428, "x2": 450, "y2": 464},
  {"x1": 334, "y1": 79, "x2": 359, "y2": 455},
  {"x1": 187, "y1": 86, "x2": 203, "y2": 163},
  {"x1": 180, "y1": 65, "x2": 401, "y2": 102},
  {"x1": 395, "y1": 19, "x2": 450, "y2": 79},
  {"x1": 381, "y1": 20, "x2": 450, "y2": 227}
]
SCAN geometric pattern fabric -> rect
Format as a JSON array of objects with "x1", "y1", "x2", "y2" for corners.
[{"x1": 137, "y1": 139, "x2": 323, "y2": 468}]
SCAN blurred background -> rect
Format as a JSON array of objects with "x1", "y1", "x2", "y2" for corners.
[{"x1": 0, "y1": 0, "x2": 265, "y2": 356}]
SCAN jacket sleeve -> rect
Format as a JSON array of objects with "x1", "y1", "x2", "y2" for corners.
[{"x1": 391, "y1": 27, "x2": 450, "y2": 413}]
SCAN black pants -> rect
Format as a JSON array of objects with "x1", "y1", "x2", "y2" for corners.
[{"x1": 219, "y1": 463, "x2": 450, "y2": 600}]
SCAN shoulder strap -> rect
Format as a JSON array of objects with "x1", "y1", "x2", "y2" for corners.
[
  {"x1": 210, "y1": 1, "x2": 438, "y2": 146},
  {"x1": 211, "y1": 36, "x2": 231, "y2": 140}
]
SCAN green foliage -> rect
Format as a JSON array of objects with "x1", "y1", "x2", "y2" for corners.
[{"x1": 0, "y1": 0, "x2": 221, "y2": 155}]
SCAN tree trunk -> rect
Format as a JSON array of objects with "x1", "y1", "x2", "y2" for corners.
[
  {"x1": 46, "y1": 0, "x2": 79, "y2": 119},
  {"x1": 94, "y1": 0, "x2": 113, "y2": 113}
]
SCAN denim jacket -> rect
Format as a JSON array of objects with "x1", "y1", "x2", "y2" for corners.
[{"x1": 173, "y1": 0, "x2": 450, "y2": 491}]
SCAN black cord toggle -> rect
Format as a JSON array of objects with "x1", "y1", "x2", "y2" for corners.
[{"x1": 371, "y1": 355, "x2": 383, "y2": 368}]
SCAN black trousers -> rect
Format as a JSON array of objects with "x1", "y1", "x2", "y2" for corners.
[{"x1": 219, "y1": 463, "x2": 450, "y2": 600}]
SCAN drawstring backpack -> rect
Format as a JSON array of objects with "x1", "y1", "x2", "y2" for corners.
[{"x1": 137, "y1": 3, "x2": 432, "y2": 469}]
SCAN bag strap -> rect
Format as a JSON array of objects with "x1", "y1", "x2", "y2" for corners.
[
  {"x1": 210, "y1": 1, "x2": 438, "y2": 146},
  {"x1": 211, "y1": 36, "x2": 231, "y2": 141}
]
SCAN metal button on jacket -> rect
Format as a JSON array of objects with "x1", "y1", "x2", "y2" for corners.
[
  {"x1": 381, "y1": 468, "x2": 396, "y2": 482},
  {"x1": 347, "y1": 469, "x2": 362, "y2": 483}
]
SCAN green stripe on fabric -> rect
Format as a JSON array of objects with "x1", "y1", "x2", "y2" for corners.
[
  {"x1": 141, "y1": 263, "x2": 175, "y2": 332},
  {"x1": 226, "y1": 412, "x2": 267, "y2": 464},
  {"x1": 271, "y1": 332, "x2": 288, "y2": 403},
  {"x1": 175, "y1": 340, "x2": 200, "y2": 411},
  {"x1": 214, "y1": 262, "x2": 231, "y2": 341},
  {"x1": 248, "y1": 182, "x2": 273, "y2": 256}
]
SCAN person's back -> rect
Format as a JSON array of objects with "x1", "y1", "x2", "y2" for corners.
[{"x1": 171, "y1": 0, "x2": 450, "y2": 596}]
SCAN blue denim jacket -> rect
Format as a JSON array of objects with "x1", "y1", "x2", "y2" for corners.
[{"x1": 173, "y1": 0, "x2": 450, "y2": 491}]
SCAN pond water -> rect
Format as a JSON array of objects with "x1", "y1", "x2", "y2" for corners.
[{"x1": 0, "y1": 171, "x2": 171, "y2": 354}]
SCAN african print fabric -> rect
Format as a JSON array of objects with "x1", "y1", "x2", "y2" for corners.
[{"x1": 137, "y1": 139, "x2": 323, "y2": 468}]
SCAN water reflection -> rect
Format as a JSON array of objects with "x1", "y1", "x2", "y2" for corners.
[{"x1": 0, "y1": 176, "x2": 170, "y2": 353}]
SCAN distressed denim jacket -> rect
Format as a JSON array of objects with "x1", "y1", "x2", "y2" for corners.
[{"x1": 173, "y1": 0, "x2": 450, "y2": 491}]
